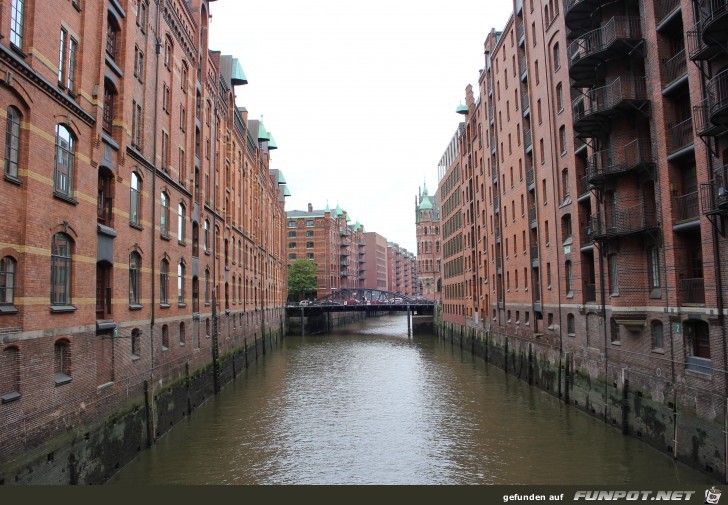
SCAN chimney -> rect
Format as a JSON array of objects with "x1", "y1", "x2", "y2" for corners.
[{"x1": 307, "y1": 203, "x2": 313, "y2": 213}]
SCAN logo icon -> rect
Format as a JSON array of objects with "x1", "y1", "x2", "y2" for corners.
[{"x1": 706, "y1": 487, "x2": 722, "y2": 504}]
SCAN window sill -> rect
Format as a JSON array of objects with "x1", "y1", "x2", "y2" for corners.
[
  {"x1": 101, "y1": 132, "x2": 120, "y2": 151},
  {"x1": 160, "y1": 234, "x2": 171, "y2": 241},
  {"x1": 50, "y1": 304, "x2": 77, "y2": 313},
  {"x1": 105, "y1": 54, "x2": 124, "y2": 78},
  {"x1": 53, "y1": 191, "x2": 79, "y2": 206},
  {"x1": 129, "y1": 222, "x2": 143, "y2": 231},
  {"x1": 178, "y1": 303, "x2": 187, "y2": 308},
  {"x1": 132, "y1": 355, "x2": 141, "y2": 362},
  {"x1": 4, "y1": 174, "x2": 21, "y2": 186},
  {"x1": 160, "y1": 303, "x2": 171, "y2": 309},
  {"x1": 54, "y1": 373, "x2": 72, "y2": 386},
  {"x1": 1, "y1": 391, "x2": 21, "y2": 404},
  {"x1": 652, "y1": 348, "x2": 665, "y2": 355},
  {"x1": 73, "y1": 1, "x2": 81, "y2": 12},
  {"x1": 10, "y1": 43, "x2": 27, "y2": 59},
  {"x1": 178, "y1": 240, "x2": 186, "y2": 246},
  {"x1": 129, "y1": 304, "x2": 143, "y2": 311},
  {"x1": 162, "y1": 346, "x2": 169, "y2": 352},
  {"x1": 611, "y1": 341, "x2": 621, "y2": 346},
  {"x1": 204, "y1": 251, "x2": 211, "y2": 256},
  {"x1": 0, "y1": 304, "x2": 19, "y2": 314}
]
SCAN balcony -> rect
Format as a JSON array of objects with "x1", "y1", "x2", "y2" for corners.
[
  {"x1": 530, "y1": 246, "x2": 539, "y2": 267},
  {"x1": 528, "y1": 206, "x2": 537, "y2": 227},
  {"x1": 492, "y1": 165, "x2": 499, "y2": 184},
  {"x1": 572, "y1": 77, "x2": 649, "y2": 137},
  {"x1": 680, "y1": 277, "x2": 705, "y2": 305},
  {"x1": 581, "y1": 224, "x2": 594, "y2": 248},
  {"x1": 524, "y1": 129, "x2": 532, "y2": 153},
  {"x1": 585, "y1": 138, "x2": 654, "y2": 186},
  {"x1": 517, "y1": 21, "x2": 525, "y2": 46},
  {"x1": 519, "y1": 57, "x2": 528, "y2": 81},
  {"x1": 568, "y1": 17, "x2": 643, "y2": 88},
  {"x1": 494, "y1": 194, "x2": 500, "y2": 213},
  {"x1": 521, "y1": 92, "x2": 530, "y2": 117},
  {"x1": 583, "y1": 283, "x2": 597, "y2": 302},
  {"x1": 662, "y1": 50, "x2": 688, "y2": 95},
  {"x1": 496, "y1": 257, "x2": 502, "y2": 272},
  {"x1": 694, "y1": 99, "x2": 726, "y2": 137},
  {"x1": 564, "y1": 0, "x2": 614, "y2": 36},
  {"x1": 667, "y1": 117, "x2": 694, "y2": 159},
  {"x1": 526, "y1": 167, "x2": 534, "y2": 188},
  {"x1": 674, "y1": 191, "x2": 700, "y2": 224},
  {"x1": 656, "y1": 0, "x2": 681, "y2": 31},
  {"x1": 340, "y1": 251, "x2": 350, "y2": 257},
  {"x1": 701, "y1": 0, "x2": 728, "y2": 45},
  {"x1": 590, "y1": 203, "x2": 659, "y2": 240},
  {"x1": 707, "y1": 68, "x2": 728, "y2": 127},
  {"x1": 700, "y1": 167, "x2": 728, "y2": 215},
  {"x1": 578, "y1": 175, "x2": 591, "y2": 201},
  {"x1": 687, "y1": 24, "x2": 722, "y2": 61}
]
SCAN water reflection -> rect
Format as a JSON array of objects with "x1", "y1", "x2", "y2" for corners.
[{"x1": 109, "y1": 314, "x2": 712, "y2": 485}]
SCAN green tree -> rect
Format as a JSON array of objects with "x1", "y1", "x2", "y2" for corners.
[{"x1": 287, "y1": 259, "x2": 318, "y2": 301}]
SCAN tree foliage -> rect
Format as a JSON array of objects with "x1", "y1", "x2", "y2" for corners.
[{"x1": 287, "y1": 259, "x2": 318, "y2": 300}]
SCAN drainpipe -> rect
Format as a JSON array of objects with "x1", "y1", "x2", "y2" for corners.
[{"x1": 145, "y1": 0, "x2": 164, "y2": 446}]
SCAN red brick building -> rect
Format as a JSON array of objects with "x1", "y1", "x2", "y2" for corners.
[
  {"x1": 286, "y1": 202, "x2": 365, "y2": 298},
  {"x1": 386, "y1": 242, "x2": 416, "y2": 296},
  {"x1": 0, "y1": 0, "x2": 288, "y2": 477},
  {"x1": 435, "y1": 0, "x2": 728, "y2": 479},
  {"x1": 415, "y1": 183, "x2": 441, "y2": 300}
]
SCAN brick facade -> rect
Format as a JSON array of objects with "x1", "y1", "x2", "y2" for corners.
[{"x1": 0, "y1": 0, "x2": 288, "y2": 474}]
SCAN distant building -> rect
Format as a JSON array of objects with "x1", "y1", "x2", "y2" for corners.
[
  {"x1": 415, "y1": 183, "x2": 441, "y2": 300},
  {"x1": 286, "y1": 203, "x2": 365, "y2": 298},
  {"x1": 387, "y1": 242, "x2": 416, "y2": 296},
  {"x1": 362, "y1": 232, "x2": 389, "y2": 291}
]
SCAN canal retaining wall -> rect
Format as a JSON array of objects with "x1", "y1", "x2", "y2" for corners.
[
  {"x1": 0, "y1": 327, "x2": 283, "y2": 485},
  {"x1": 438, "y1": 319, "x2": 725, "y2": 483}
]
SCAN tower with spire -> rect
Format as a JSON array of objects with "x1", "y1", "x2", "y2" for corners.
[{"x1": 415, "y1": 181, "x2": 441, "y2": 300}]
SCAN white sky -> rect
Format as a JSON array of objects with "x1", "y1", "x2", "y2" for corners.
[{"x1": 209, "y1": 0, "x2": 513, "y2": 252}]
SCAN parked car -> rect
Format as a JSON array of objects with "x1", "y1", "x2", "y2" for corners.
[
  {"x1": 344, "y1": 298, "x2": 361, "y2": 306},
  {"x1": 299, "y1": 300, "x2": 310, "y2": 306}
]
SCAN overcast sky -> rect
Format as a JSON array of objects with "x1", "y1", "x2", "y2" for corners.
[{"x1": 209, "y1": 1, "x2": 513, "y2": 252}]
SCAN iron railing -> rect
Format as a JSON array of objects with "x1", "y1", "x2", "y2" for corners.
[
  {"x1": 707, "y1": 67, "x2": 728, "y2": 116},
  {"x1": 568, "y1": 17, "x2": 642, "y2": 67},
  {"x1": 662, "y1": 49, "x2": 687, "y2": 88},
  {"x1": 590, "y1": 203, "x2": 658, "y2": 238},
  {"x1": 581, "y1": 224, "x2": 593, "y2": 244},
  {"x1": 675, "y1": 191, "x2": 700, "y2": 221},
  {"x1": 578, "y1": 175, "x2": 589, "y2": 196},
  {"x1": 526, "y1": 167, "x2": 534, "y2": 186},
  {"x1": 700, "y1": 166, "x2": 728, "y2": 213},
  {"x1": 517, "y1": 22, "x2": 524, "y2": 43},
  {"x1": 519, "y1": 57, "x2": 528, "y2": 78},
  {"x1": 701, "y1": 0, "x2": 728, "y2": 27},
  {"x1": 586, "y1": 138, "x2": 653, "y2": 182},
  {"x1": 680, "y1": 277, "x2": 705, "y2": 304},
  {"x1": 572, "y1": 76, "x2": 648, "y2": 123},
  {"x1": 693, "y1": 99, "x2": 715, "y2": 136},
  {"x1": 528, "y1": 206, "x2": 537, "y2": 224},
  {"x1": 524, "y1": 129, "x2": 532, "y2": 151},
  {"x1": 656, "y1": 0, "x2": 681, "y2": 25},
  {"x1": 521, "y1": 92, "x2": 530, "y2": 114},
  {"x1": 668, "y1": 117, "x2": 694, "y2": 153},
  {"x1": 530, "y1": 246, "x2": 539, "y2": 261}
]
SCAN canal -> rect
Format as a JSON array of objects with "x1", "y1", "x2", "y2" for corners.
[{"x1": 109, "y1": 314, "x2": 713, "y2": 485}]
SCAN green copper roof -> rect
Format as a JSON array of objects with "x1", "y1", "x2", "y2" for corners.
[
  {"x1": 277, "y1": 171, "x2": 286, "y2": 185},
  {"x1": 419, "y1": 182, "x2": 433, "y2": 210},
  {"x1": 325, "y1": 202, "x2": 331, "y2": 213},
  {"x1": 257, "y1": 121, "x2": 270, "y2": 142},
  {"x1": 456, "y1": 103, "x2": 468, "y2": 115},
  {"x1": 231, "y1": 58, "x2": 248, "y2": 86},
  {"x1": 282, "y1": 185, "x2": 291, "y2": 197},
  {"x1": 334, "y1": 203, "x2": 343, "y2": 217},
  {"x1": 267, "y1": 133, "x2": 278, "y2": 150}
]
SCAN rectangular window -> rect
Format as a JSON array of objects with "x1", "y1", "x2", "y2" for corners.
[
  {"x1": 58, "y1": 29, "x2": 67, "y2": 85},
  {"x1": 609, "y1": 255, "x2": 619, "y2": 295},
  {"x1": 306, "y1": 242, "x2": 314, "y2": 249},
  {"x1": 10, "y1": 0, "x2": 25, "y2": 48},
  {"x1": 161, "y1": 131, "x2": 169, "y2": 170},
  {"x1": 180, "y1": 105, "x2": 186, "y2": 131},
  {"x1": 649, "y1": 246, "x2": 660, "y2": 289},
  {"x1": 179, "y1": 147, "x2": 186, "y2": 185},
  {"x1": 306, "y1": 220, "x2": 314, "y2": 227},
  {"x1": 131, "y1": 101, "x2": 143, "y2": 149},
  {"x1": 307, "y1": 253, "x2": 314, "y2": 260},
  {"x1": 67, "y1": 38, "x2": 77, "y2": 91},
  {"x1": 306, "y1": 230, "x2": 314, "y2": 237}
]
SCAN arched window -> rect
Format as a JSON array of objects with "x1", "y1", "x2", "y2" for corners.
[
  {"x1": 161, "y1": 324, "x2": 169, "y2": 351},
  {"x1": 51, "y1": 233, "x2": 72, "y2": 305},
  {"x1": 160, "y1": 259, "x2": 169, "y2": 304},
  {"x1": 178, "y1": 262, "x2": 185, "y2": 303},
  {"x1": 54, "y1": 124, "x2": 75, "y2": 197},
  {"x1": 565, "y1": 260, "x2": 572, "y2": 294},
  {"x1": 129, "y1": 252, "x2": 141, "y2": 305},
  {"x1": 54, "y1": 339, "x2": 71, "y2": 385},
  {"x1": 160, "y1": 192, "x2": 170, "y2": 237},
  {"x1": 130, "y1": 172, "x2": 141, "y2": 226},
  {"x1": 5, "y1": 105, "x2": 21, "y2": 179},
  {"x1": 651, "y1": 321, "x2": 664, "y2": 350},
  {"x1": 131, "y1": 328, "x2": 141, "y2": 358},
  {"x1": 1, "y1": 346, "x2": 20, "y2": 400},
  {"x1": 0, "y1": 256, "x2": 17, "y2": 305},
  {"x1": 204, "y1": 220, "x2": 210, "y2": 253},
  {"x1": 178, "y1": 203, "x2": 185, "y2": 242},
  {"x1": 192, "y1": 222, "x2": 199, "y2": 257},
  {"x1": 97, "y1": 167, "x2": 114, "y2": 226},
  {"x1": 179, "y1": 322, "x2": 186, "y2": 346},
  {"x1": 181, "y1": 61, "x2": 188, "y2": 92},
  {"x1": 106, "y1": 12, "x2": 120, "y2": 61},
  {"x1": 102, "y1": 79, "x2": 116, "y2": 133}
]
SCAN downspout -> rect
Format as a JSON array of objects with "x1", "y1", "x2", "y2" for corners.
[
  {"x1": 147, "y1": 0, "x2": 163, "y2": 445},
  {"x1": 541, "y1": 22, "x2": 566, "y2": 401}
]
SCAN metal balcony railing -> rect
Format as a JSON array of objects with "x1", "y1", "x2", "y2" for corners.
[
  {"x1": 701, "y1": 0, "x2": 728, "y2": 30},
  {"x1": 517, "y1": 22, "x2": 525, "y2": 44},
  {"x1": 668, "y1": 117, "x2": 694, "y2": 154},
  {"x1": 578, "y1": 175, "x2": 589, "y2": 197},
  {"x1": 675, "y1": 191, "x2": 700, "y2": 222},
  {"x1": 528, "y1": 206, "x2": 537, "y2": 224},
  {"x1": 568, "y1": 17, "x2": 642, "y2": 68},
  {"x1": 521, "y1": 92, "x2": 530, "y2": 115},
  {"x1": 662, "y1": 49, "x2": 687, "y2": 89},
  {"x1": 519, "y1": 57, "x2": 528, "y2": 79},
  {"x1": 707, "y1": 68, "x2": 728, "y2": 120},
  {"x1": 700, "y1": 166, "x2": 728, "y2": 214},
  {"x1": 530, "y1": 246, "x2": 539, "y2": 261},
  {"x1": 526, "y1": 167, "x2": 534, "y2": 187},
  {"x1": 524, "y1": 129, "x2": 532, "y2": 152},
  {"x1": 586, "y1": 138, "x2": 653, "y2": 184},
  {"x1": 656, "y1": 0, "x2": 681, "y2": 26},
  {"x1": 581, "y1": 224, "x2": 593, "y2": 244},
  {"x1": 590, "y1": 203, "x2": 659, "y2": 239},
  {"x1": 583, "y1": 283, "x2": 597, "y2": 302},
  {"x1": 687, "y1": 24, "x2": 722, "y2": 61},
  {"x1": 680, "y1": 277, "x2": 705, "y2": 304},
  {"x1": 573, "y1": 77, "x2": 648, "y2": 124},
  {"x1": 693, "y1": 99, "x2": 722, "y2": 137}
]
